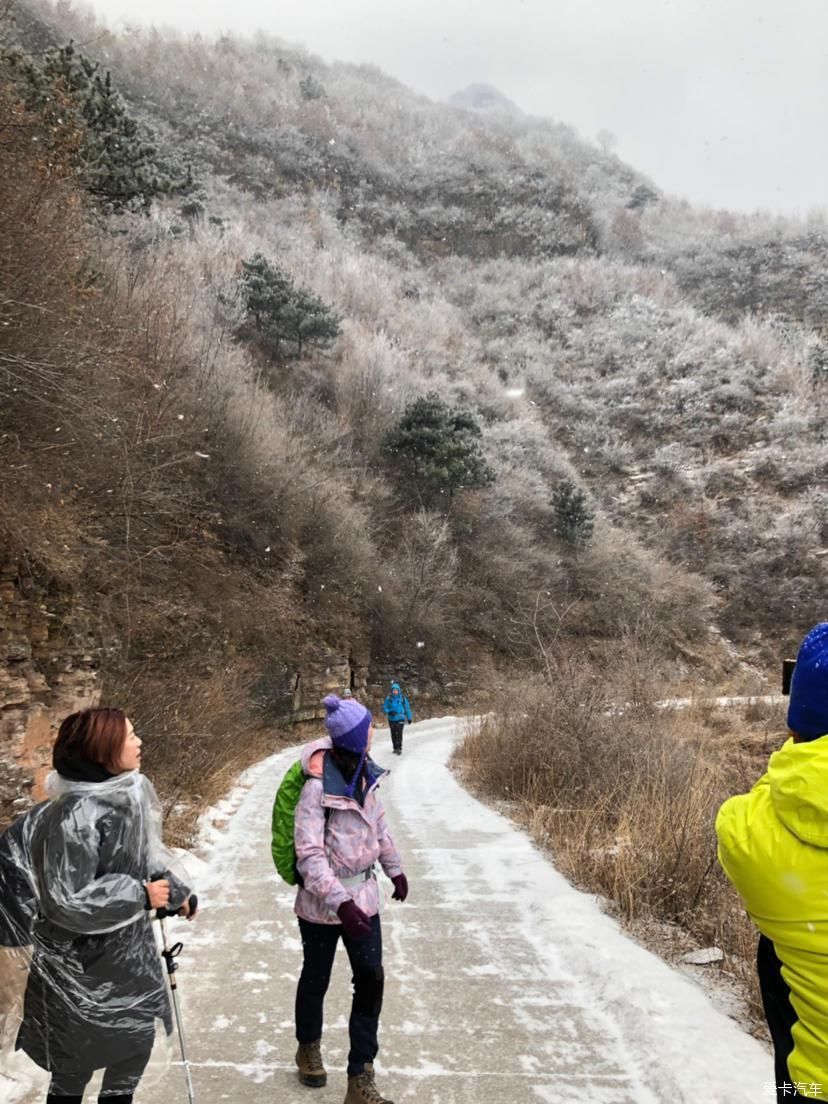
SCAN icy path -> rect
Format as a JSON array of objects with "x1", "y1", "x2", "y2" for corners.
[
  {"x1": 3, "y1": 716, "x2": 772, "y2": 1103},
  {"x1": 169, "y1": 715, "x2": 771, "y2": 1104}
]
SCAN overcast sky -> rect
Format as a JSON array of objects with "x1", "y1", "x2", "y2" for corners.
[{"x1": 83, "y1": 0, "x2": 828, "y2": 216}]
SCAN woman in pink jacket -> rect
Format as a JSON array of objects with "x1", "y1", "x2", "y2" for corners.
[{"x1": 293, "y1": 694, "x2": 408, "y2": 1104}]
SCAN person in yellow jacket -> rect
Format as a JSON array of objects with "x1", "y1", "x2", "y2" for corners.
[{"x1": 717, "y1": 623, "x2": 828, "y2": 1104}]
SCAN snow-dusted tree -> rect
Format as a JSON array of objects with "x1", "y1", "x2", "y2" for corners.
[
  {"x1": 550, "y1": 480, "x2": 595, "y2": 547},
  {"x1": 16, "y1": 41, "x2": 183, "y2": 212},
  {"x1": 391, "y1": 511, "x2": 459, "y2": 633},
  {"x1": 596, "y1": 128, "x2": 617, "y2": 154},
  {"x1": 382, "y1": 392, "x2": 495, "y2": 509},
  {"x1": 627, "y1": 183, "x2": 659, "y2": 210},
  {"x1": 299, "y1": 73, "x2": 326, "y2": 101},
  {"x1": 236, "y1": 252, "x2": 341, "y2": 360}
]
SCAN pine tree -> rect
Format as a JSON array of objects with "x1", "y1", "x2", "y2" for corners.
[
  {"x1": 236, "y1": 252, "x2": 341, "y2": 359},
  {"x1": 382, "y1": 392, "x2": 495, "y2": 508},
  {"x1": 291, "y1": 283, "x2": 342, "y2": 356},
  {"x1": 298, "y1": 74, "x2": 326, "y2": 101},
  {"x1": 550, "y1": 480, "x2": 595, "y2": 547},
  {"x1": 15, "y1": 41, "x2": 184, "y2": 212},
  {"x1": 627, "y1": 183, "x2": 660, "y2": 210},
  {"x1": 82, "y1": 68, "x2": 163, "y2": 210}
]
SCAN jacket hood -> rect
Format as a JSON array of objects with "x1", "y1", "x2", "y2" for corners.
[
  {"x1": 322, "y1": 751, "x2": 387, "y2": 803},
  {"x1": 300, "y1": 735, "x2": 333, "y2": 774},
  {"x1": 300, "y1": 736, "x2": 387, "y2": 803},
  {"x1": 769, "y1": 737, "x2": 828, "y2": 847},
  {"x1": 46, "y1": 768, "x2": 144, "y2": 804},
  {"x1": 390, "y1": 683, "x2": 401, "y2": 693}
]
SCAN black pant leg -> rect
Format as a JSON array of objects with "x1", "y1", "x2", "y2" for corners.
[
  {"x1": 757, "y1": 934, "x2": 811, "y2": 1103},
  {"x1": 295, "y1": 918, "x2": 341, "y2": 1044},
  {"x1": 341, "y1": 914, "x2": 383, "y2": 1077},
  {"x1": 390, "y1": 723, "x2": 403, "y2": 752}
]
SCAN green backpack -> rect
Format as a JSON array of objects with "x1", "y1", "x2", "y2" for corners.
[{"x1": 271, "y1": 759, "x2": 331, "y2": 886}]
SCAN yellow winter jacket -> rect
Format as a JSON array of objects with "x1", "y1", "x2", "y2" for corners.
[{"x1": 716, "y1": 737, "x2": 828, "y2": 1090}]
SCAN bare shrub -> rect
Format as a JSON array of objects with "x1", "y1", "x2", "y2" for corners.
[
  {"x1": 102, "y1": 658, "x2": 279, "y2": 845},
  {"x1": 372, "y1": 511, "x2": 459, "y2": 651},
  {"x1": 456, "y1": 655, "x2": 760, "y2": 959}
]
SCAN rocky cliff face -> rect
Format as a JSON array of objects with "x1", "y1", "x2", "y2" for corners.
[
  {"x1": 0, "y1": 559, "x2": 100, "y2": 821},
  {"x1": 258, "y1": 648, "x2": 488, "y2": 725},
  {"x1": 0, "y1": 543, "x2": 494, "y2": 827}
]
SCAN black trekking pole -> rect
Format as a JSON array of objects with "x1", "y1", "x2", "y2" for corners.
[{"x1": 157, "y1": 895, "x2": 198, "y2": 1104}]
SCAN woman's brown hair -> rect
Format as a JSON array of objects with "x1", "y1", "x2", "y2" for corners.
[{"x1": 53, "y1": 708, "x2": 128, "y2": 774}]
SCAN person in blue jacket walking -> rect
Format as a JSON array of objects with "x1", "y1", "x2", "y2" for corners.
[{"x1": 382, "y1": 682, "x2": 412, "y2": 756}]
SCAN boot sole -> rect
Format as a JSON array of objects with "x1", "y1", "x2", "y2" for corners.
[{"x1": 298, "y1": 1071, "x2": 328, "y2": 1088}]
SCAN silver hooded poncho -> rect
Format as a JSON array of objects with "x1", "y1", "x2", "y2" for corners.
[{"x1": 0, "y1": 769, "x2": 190, "y2": 1081}]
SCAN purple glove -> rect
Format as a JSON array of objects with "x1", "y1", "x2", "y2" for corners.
[
  {"x1": 337, "y1": 899, "x2": 372, "y2": 940},
  {"x1": 391, "y1": 873, "x2": 408, "y2": 902}
]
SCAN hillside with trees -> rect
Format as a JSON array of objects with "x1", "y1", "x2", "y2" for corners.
[{"x1": 1, "y1": 0, "x2": 825, "y2": 843}]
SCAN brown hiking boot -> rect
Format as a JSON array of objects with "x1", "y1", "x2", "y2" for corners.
[
  {"x1": 296, "y1": 1040, "x2": 326, "y2": 1088},
  {"x1": 343, "y1": 1067, "x2": 394, "y2": 1104}
]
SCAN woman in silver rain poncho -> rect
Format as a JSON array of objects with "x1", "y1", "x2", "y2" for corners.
[{"x1": 0, "y1": 708, "x2": 195, "y2": 1104}]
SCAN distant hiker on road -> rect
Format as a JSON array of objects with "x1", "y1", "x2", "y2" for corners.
[
  {"x1": 717, "y1": 623, "x2": 828, "y2": 1104},
  {"x1": 0, "y1": 707, "x2": 195, "y2": 1104},
  {"x1": 382, "y1": 681, "x2": 412, "y2": 756},
  {"x1": 292, "y1": 694, "x2": 408, "y2": 1104}
]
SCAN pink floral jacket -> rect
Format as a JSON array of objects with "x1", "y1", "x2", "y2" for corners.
[{"x1": 293, "y1": 736, "x2": 404, "y2": 924}]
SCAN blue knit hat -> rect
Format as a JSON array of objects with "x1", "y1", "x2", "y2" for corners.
[{"x1": 787, "y1": 623, "x2": 828, "y2": 741}]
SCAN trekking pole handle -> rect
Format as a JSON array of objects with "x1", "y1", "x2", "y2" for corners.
[{"x1": 156, "y1": 893, "x2": 198, "y2": 921}]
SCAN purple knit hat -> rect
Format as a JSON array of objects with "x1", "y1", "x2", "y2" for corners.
[
  {"x1": 323, "y1": 694, "x2": 371, "y2": 751},
  {"x1": 323, "y1": 694, "x2": 371, "y2": 797}
]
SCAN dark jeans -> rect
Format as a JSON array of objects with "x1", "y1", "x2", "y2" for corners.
[
  {"x1": 390, "y1": 722, "x2": 404, "y2": 753},
  {"x1": 46, "y1": 1039, "x2": 152, "y2": 1101},
  {"x1": 757, "y1": 934, "x2": 813, "y2": 1104},
  {"x1": 296, "y1": 914, "x2": 384, "y2": 1076},
  {"x1": 47, "y1": 1097, "x2": 133, "y2": 1104}
]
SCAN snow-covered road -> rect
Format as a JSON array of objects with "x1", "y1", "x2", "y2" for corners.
[
  {"x1": 170, "y1": 715, "x2": 771, "y2": 1103},
  {"x1": 2, "y1": 715, "x2": 772, "y2": 1103}
]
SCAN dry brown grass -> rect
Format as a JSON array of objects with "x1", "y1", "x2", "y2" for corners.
[
  {"x1": 455, "y1": 660, "x2": 786, "y2": 1019},
  {"x1": 0, "y1": 63, "x2": 315, "y2": 826},
  {"x1": 101, "y1": 658, "x2": 299, "y2": 847}
]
